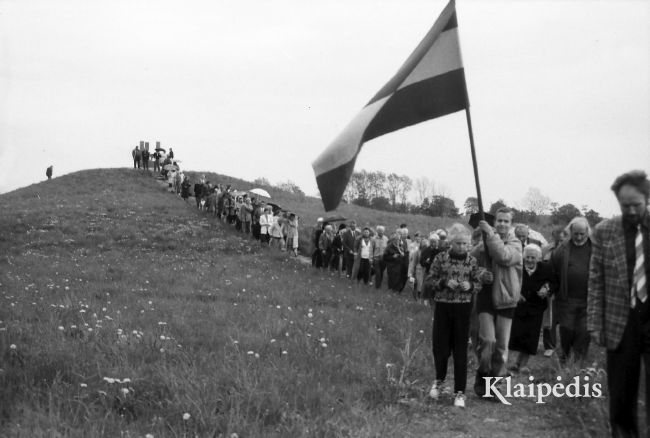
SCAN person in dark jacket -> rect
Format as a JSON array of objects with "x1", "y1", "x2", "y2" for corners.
[
  {"x1": 508, "y1": 244, "x2": 556, "y2": 373},
  {"x1": 180, "y1": 176, "x2": 191, "y2": 201},
  {"x1": 312, "y1": 218, "x2": 324, "y2": 268},
  {"x1": 45, "y1": 165, "x2": 53, "y2": 180},
  {"x1": 550, "y1": 216, "x2": 592, "y2": 364},
  {"x1": 342, "y1": 221, "x2": 361, "y2": 278},
  {"x1": 384, "y1": 228, "x2": 409, "y2": 293}
]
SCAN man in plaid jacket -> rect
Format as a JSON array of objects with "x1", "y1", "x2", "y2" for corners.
[{"x1": 588, "y1": 170, "x2": 650, "y2": 437}]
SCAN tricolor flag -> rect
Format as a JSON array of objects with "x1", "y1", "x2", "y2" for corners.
[{"x1": 312, "y1": 0, "x2": 467, "y2": 211}]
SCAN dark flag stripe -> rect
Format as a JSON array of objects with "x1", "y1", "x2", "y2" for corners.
[
  {"x1": 363, "y1": 68, "x2": 467, "y2": 143},
  {"x1": 315, "y1": 159, "x2": 357, "y2": 212}
]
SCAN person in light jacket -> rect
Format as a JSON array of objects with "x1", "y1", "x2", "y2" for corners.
[
  {"x1": 259, "y1": 206, "x2": 273, "y2": 246},
  {"x1": 472, "y1": 208, "x2": 523, "y2": 398}
]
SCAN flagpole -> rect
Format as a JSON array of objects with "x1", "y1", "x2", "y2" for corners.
[
  {"x1": 464, "y1": 105, "x2": 485, "y2": 220},
  {"x1": 463, "y1": 81, "x2": 491, "y2": 262}
]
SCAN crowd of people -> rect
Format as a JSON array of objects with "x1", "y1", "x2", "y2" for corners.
[
  {"x1": 131, "y1": 145, "x2": 302, "y2": 256},
  {"x1": 132, "y1": 151, "x2": 649, "y2": 435},
  {"x1": 310, "y1": 169, "x2": 650, "y2": 430}
]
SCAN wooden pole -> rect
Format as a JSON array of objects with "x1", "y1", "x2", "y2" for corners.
[{"x1": 465, "y1": 106, "x2": 485, "y2": 220}]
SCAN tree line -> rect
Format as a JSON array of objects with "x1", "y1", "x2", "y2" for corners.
[{"x1": 339, "y1": 170, "x2": 603, "y2": 227}]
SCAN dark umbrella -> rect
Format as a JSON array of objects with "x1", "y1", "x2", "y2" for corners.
[
  {"x1": 266, "y1": 202, "x2": 282, "y2": 211},
  {"x1": 468, "y1": 212, "x2": 495, "y2": 229},
  {"x1": 323, "y1": 215, "x2": 347, "y2": 223},
  {"x1": 155, "y1": 147, "x2": 166, "y2": 152}
]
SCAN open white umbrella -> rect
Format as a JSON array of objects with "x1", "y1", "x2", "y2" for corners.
[{"x1": 249, "y1": 188, "x2": 271, "y2": 198}]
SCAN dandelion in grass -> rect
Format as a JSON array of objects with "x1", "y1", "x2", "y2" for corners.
[
  {"x1": 182, "y1": 413, "x2": 191, "y2": 421},
  {"x1": 103, "y1": 377, "x2": 115, "y2": 384},
  {"x1": 58, "y1": 326, "x2": 64, "y2": 331},
  {"x1": 282, "y1": 350, "x2": 288, "y2": 355},
  {"x1": 80, "y1": 383, "x2": 87, "y2": 388},
  {"x1": 270, "y1": 339, "x2": 276, "y2": 343},
  {"x1": 247, "y1": 351, "x2": 254, "y2": 355},
  {"x1": 120, "y1": 388, "x2": 129, "y2": 395}
]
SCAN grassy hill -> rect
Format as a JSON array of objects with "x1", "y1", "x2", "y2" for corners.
[{"x1": 0, "y1": 168, "x2": 609, "y2": 437}]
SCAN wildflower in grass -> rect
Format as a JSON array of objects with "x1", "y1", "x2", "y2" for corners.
[
  {"x1": 307, "y1": 313, "x2": 313, "y2": 318},
  {"x1": 270, "y1": 339, "x2": 276, "y2": 343},
  {"x1": 103, "y1": 377, "x2": 115, "y2": 384},
  {"x1": 80, "y1": 383, "x2": 87, "y2": 388},
  {"x1": 282, "y1": 350, "x2": 288, "y2": 355},
  {"x1": 120, "y1": 388, "x2": 129, "y2": 395},
  {"x1": 182, "y1": 413, "x2": 191, "y2": 421},
  {"x1": 321, "y1": 343, "x2": 328, "y2": 348},
  {"x1": 58, "y1": 326, "x2": 64, "y2": 331},
  {"x1": 255, "y1": 353, "x2": 260, "y2": 359},
  {"x1": 145, "y1": 434, "x2": 154, "y2": 438},
  {"x1": 247, "y1": 351, "x2": 254, "y2": 355}
]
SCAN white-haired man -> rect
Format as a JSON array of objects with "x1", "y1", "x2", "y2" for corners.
[{"x1": 550, "y1": 216, "x2": 592, "y2": 364}]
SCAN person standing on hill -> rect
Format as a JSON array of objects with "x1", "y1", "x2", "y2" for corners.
[
  {"x1": 588, "y1": 170, "x2": 650, "y2": 437},
  {"x1": 384, "y1": 228, "x2": 409, "y2": 293},
  {"x1": 286, "y1": 213, "x2": 299, "y2": 257},
  {"x1": 152, "y1": 150, "x2": 160, "y2": 172},
  {"x1": 45, "y1": 165, "x2": 53, "y2": 180},
  {"x1": 370, "y1": 225, "x2": 389, "y2": 288},
  {"x1": 259, "y1": 205, "x2": 274, "y2": 246},
  {"x1": 240, "y1": 197, "x2": 253, "y2": 234},
  {"x1": 319, "y1": 224, "x2": 335, "y2": 269},
  {"x1": 427, "y1": 224, "x2": 481, "y2": 408},
  {"x1": 355, "y1": 227, "x2": 372, "y2": 284},
  {"x1": 141, "y1": 148, "x2": 150, "y2": 171},
  {"x1": 312, "y1": 218, "x2": 325, "y2": 268},
  {"x1": 168, "y1": 148, "x2": 174, "y2": 159},
  {"x1": 132, "y1": 146, "x2": 141, "y2": 169},
  {"x1": 550, "y1": 216, "x2": 592, "y2": 365},
  {"x1": 342, "y1": 221, "x2": 361, "y2": 278},
  {"x1": 180, "y1": 176, "x2": 191, "y2": 202},
  {"x1": 472, "y1": 208, "x2": 522, "y2": 398}
]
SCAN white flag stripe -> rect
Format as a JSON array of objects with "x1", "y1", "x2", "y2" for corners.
[
  {"x1": 398, "y1": 28, "x2": 463, "y2": 92},
  {"x1": 312, "y1": 96, "x2": 389, "y2": 175}
]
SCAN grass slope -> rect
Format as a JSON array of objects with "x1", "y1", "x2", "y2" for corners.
[{"x1": 0, "y1": 168, "x2": 609, "y2": 437}]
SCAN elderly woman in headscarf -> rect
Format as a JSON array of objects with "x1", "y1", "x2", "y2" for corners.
[
  {"x1": 426, "y1": 223, "x2": 481, "y2": 408},
  {"x1": 508, "y1": 243, "x2": 556, "y2": 374},
  {"x1": 384, "y1": 228, "x2": 409, "y2": 293}
]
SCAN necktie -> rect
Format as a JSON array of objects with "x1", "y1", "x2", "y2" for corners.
[{"x1": 632, "y1": 224, "x2": 647, "y2": 307}]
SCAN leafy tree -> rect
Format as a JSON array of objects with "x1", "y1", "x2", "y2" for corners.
[
  {"x1": 488, "y1": 199, "x2": 508, "y2": 216},
  {"x1": 275, "y1": 180, "x2": 305, "y2": 198},
  {"x1": 253, "y1": 177, "x2": 271, "y2": 186},
  {"x1": 551, "y1": 203, "x2": 581, "y2": 225},
  {"x1": 370, "y1": 196, "x2": 392, "y2": 211},
  {"x1": 427, "y1": 195, "x2": 459, "y2": 217},
  {"x1": 583, "y1": 208, "x2": 603, "y2": 227},
  {"x1": 463, "y1": 197, "x2": 479, "y2": 215}
]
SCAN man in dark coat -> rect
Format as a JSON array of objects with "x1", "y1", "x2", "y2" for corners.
[
  {"x1": 45, "y1": 165, "x2": 53, "y2": 180},
  {"x1": 342, "y1": 221, "x2": 361, "y2": 278}
]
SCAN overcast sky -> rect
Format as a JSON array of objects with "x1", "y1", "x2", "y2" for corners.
[{"x1": 1, "y1": 0, "x2": 648, "y2": 217}]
